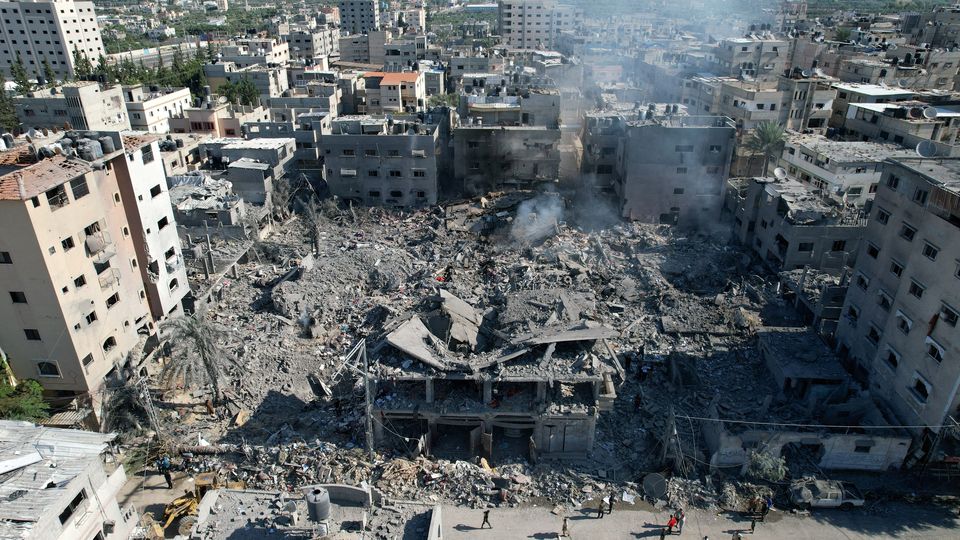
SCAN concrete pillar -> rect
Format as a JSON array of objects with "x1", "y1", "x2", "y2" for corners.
[
  {"x1": 425, "y1": 379, "x2": 434, "y2": 404},
  {"x1": 593, "y1": 381, "x2": 601, "y2": 401},
  {"x1": 585, "y1": 415, "x2": 597, "y2": 452},
  {"x1": 536, "y1": 381, "x2": 546, "y2": 403},
  {"x1": 373, "y1": 414, "x2": 384, "y2": 443},
  {"x1": 483, "y1": 380, "x2": 492, "y2": 404}
]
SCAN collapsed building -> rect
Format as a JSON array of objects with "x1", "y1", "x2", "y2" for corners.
[{"x1": 372, "y1": 290, "x2": 621, "y2": 461}]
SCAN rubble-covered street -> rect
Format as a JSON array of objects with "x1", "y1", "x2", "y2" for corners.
[{"x1": 134, "y1": 190, "x2": 829, "y2": 518}]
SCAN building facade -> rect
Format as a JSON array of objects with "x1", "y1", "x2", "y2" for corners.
[
  {"x1": 339, "y1": 0, "x2": 380, "y2": 35},
  {"x1": 0, "y1": 0, "x2": 104, "y2": 80},
  {"x1": 498, "y1": 0, "x2": 583, "y2": 50},
  {"x1": 123, "y1": 85, "x2": 192, "y2": 134},
  {"x1": 15, "y1": 82, "x2": 129, "y2": 132}
]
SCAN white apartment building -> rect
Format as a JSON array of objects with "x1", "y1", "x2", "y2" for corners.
[
  {"x1": 0, "y1": 131, "x2": 183, "y2": 413},
  {"x1": 15, "y1": 82, "x2": 129, "y2": 131},
  {"x1": 123, "y1": 85, "x2": 192, "y2": 134},
  {"x1": 286, "y1": 27, "x2": 340, "y2": 64},
  {"x1": 0, "y1": 0, "x2": 104, "y2": 80},
  {"x1": 835, "y1": 157, "x2": 960, "y2": 455},
  {"x1": 339, "y1": 0, "x2": 380, "y2": 35},
  {"x1": 498, "y1": 0, "x2": 583, "y2": 49}
]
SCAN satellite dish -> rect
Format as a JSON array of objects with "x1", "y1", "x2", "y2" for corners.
[
  {"x1": 923, "y1": 107, "x2": 938, "y2": 119},
  {"x1": 916, "y1": 140, "x2": 938, "y2": 158},
  {"x1": 26, "y1": 127, "x2": 37, "y2": 140},
  {"x1": 774, "y1": 167, "x2": 788, "y2": 180},
  {"x1": 888, "y1": 43, "x2": 898, "y2": 51},
  {"x1": 897, "y1": 79, "x2": 910, "y2": 88},
  {"x1": 218, "y1": 95, "x2": 228, "y2": 104},
  {"x1": 801, "y1": 69, "x2": 812, "y2": 77},
  {"x1": 910, "y1": 107, "x2": 925, "y2": 118}
]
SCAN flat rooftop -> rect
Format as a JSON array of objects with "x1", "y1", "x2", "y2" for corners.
[
  {"x1": 786, "y1": 133, "x2": 910, "y2": 162},
  {"x1": 222, "y1": 138, "x2": 295, "y2": 150},
  {"x1": 889, "y1": 157, "x2": 960, "y2": 193},
  {"x1": 832, "y1": 82, "x2": 916, "y2": 97}
]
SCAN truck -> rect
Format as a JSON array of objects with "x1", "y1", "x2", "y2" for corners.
[{"x1": 789, "y1": 479, "x2": 865, "y2": 510}]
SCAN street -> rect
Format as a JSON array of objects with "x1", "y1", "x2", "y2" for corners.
[{"x1": 441, "y1": 500, "x2": 960, "y2": 539}]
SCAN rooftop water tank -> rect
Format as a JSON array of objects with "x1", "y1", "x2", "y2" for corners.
[{"x1": 305, "y1": 488, "x2": 331, "y2": 522}]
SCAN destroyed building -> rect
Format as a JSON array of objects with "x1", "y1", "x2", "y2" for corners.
[
  {"x1": 453, "y1": 124, "x2": 561, "y2": 195},
  {"x1": 372, "y1": 290, "x2": 621, "y2": 460},
  {"x1": 726, "y1": 176, "x2": 867, "y2": 272}
]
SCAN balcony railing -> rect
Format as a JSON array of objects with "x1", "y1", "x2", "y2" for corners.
[{"x1": 98, "y1": 268, "x2": 121, "y2": 290}]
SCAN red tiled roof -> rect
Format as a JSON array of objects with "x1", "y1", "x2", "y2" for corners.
[
  {"x1": 122, "y1": 133, "x2": 160, "y2": 153},
  {"x1": 363, "y1": 71, "x2": 421, "y2": 85},
  {"x1": 0, "y1": 155, "x2": 93, "y2": 201}
]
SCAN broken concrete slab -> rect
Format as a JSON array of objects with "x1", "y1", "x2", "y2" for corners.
[{"x1": 386, "y1": 318, "x2": 451, "y2": 372}]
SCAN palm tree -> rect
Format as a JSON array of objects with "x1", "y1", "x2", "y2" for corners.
[
  {"x1": 746, "y1": 121, "x2": 786, "y2": 176},
  {"x1": 161, "y1": 314, "x2": 228, "y2": 403}
]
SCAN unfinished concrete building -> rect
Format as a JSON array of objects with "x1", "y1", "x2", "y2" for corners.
[
  {"x1": 727, "y1": 177, "x2": 867, "y2": 272},
  {"x1": 453, "y1": 124, "x2": 561, "y2": 195},
  {"x1": 615, "y1": 114, "x2": 735, "y2": 228},
  {"x1": 321, "y1": 115, "x2": 443, "y2": 207},
  {"x1": 836, "y1": 157, "x2": 960, "y2": 459},
  {"x1": 371, "y1": 291, "x2": 620, "y2": 461}
]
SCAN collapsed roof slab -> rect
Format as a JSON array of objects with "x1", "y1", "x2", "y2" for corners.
[
  {"x1": 513, "y1": 320, "x2": 618, "y2": 345},
  {"x1": 386, "y1": 317, "x2": 452, "y2": 372}
]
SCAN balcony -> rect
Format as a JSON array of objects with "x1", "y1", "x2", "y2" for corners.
[
  {"x1": 98, "y1": 268, "x2": 121, "y2": 290},
  {"x1": 165, "y1": 255, "x2": 183, "y2": 273},
  {"x1": 85, "y1": 232, "x2": 114, "y2": 262}
]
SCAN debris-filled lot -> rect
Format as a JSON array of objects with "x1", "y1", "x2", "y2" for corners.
[{"x1": 142, "y1": 191, "x2": 820, "y2": 514}]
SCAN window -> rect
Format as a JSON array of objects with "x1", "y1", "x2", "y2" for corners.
[
  {"x1": 899, "y1": 223, "x2": 916, "y2": 242},
  {"x1": 866, "y1": 324, "x2": 881, "y2": 344},
  {"x1": 364, "y1": 148, "x2": 378, "y2": 156},
  {"x1": 854, "y1": 443, "x2": 873, "y2": 454},
  {"x1": 941, "y1": 304, "x2": 958, "y2": 327},
  {"x1": 389, "y1": 170, "x2": 402, "y2": 177},
  {"x1": 150, "y1": 184, "x2": 162, "y2": 198},
  {"x1": 38, "y1": 361, "x2": 60, "y2": 378},
  {"x1": 24, "y1": 329, "x2": 40, "y2": 340},
  {"x1": 85, "y1": 311, "x2": 97, "y2": 324},
  {"x1": 388, "y1": 149, "x2": 400, "y2": 157},
  {"x1": 889, "y1": 260, "x2": 904, "y2": 278},
  {"x1": 922, "y1": 242, "x2": 939, "y2": 261},
  {"x1": 855, "y1": 273, "x2": 870, "y2": 290},
  {"x1": 141, "y1": 145, "x2": 154, "y2": 164},
  {"x1": 83, "y1": 221, "x2": 101, "y2": 236},
  {"x1": 846, "y1": 304, "x2": 860, "y2": 323},
  {"x1": 367, "y1": 169, "x2": 379, "y2": 177},
  {"x1": 0, "y1": 251, "x2": 10, "y2": 264},
  {"x1": 913, "y1": 188, "x2": 929, "y2": 205},
  {"x1": 798, "y1": 242, "x2": 814, "y2": 252},
  {"x1": 884, "y1": 346, "x2": 900, "y2": 370},
  {"x1": 886, "y1": 175, "x2": 900, "y2": 189},
  {"x1": 912, "y1": 375, "x2": 931, "y2": 403},
  {"x1": 927, "y1": 337, "x2": 945, "y2": 363},
  {"x1": 896, "y1": 310, "x2": 913, "y2": 334},
  {"x1": 45, "y1": 184, "x2": 68, "y2": 209},
  {"x1": 102, "y1": 336, "x2": 116, "y2": 352},
  {"x1": 157, "y1": 217, "x2": 169, "y2": 230},
  {"x1": 412, "y1": 170, "x2": 426, "y2": 178},
  {"x1": 58, "y1": 489, "x2": 85, "y2": 524},
  {"x1": 106, "y1": 292, "x2": 119, "y2": 308},
  {"x1": 169, "y1": 278, "x2": 179, "y2": 291},
  {"x1": 342, "y1": 149, "x2": 355, "y2": 156},
  {"x1": 70, "y1": 177, "x2": 89, "y2": 199},
  {"x1": 61, "y1": 235, "x2": 75, "y2": 251},
  {"x1": 876, "y1": 207, "x2": 890, "y2": 225},
  {"x1": 831, "y1": 240, "x2": 846, "y2": 252},
  {"x1": 908, "y1": 280, "x2": 925, "y2": 299},
  {"x1": 709, "y1": 145, "x2": 722, "y2": 153},
  {"x1": 74, "y1": 275, "x2": 86, "y2": 288},
  {"x1": 866, "y1": 243, "x2": 880, "y2": 258},
  {"x1": 673, "y1": 188, "x2": 685, "y2": 195},
  {"x1": 878, "y1": 290, "x2": 892, "y2": 312},
  {"x1": 368, "y1": 190, "x2": 381, "y2": 198},
  {"x1": 390, "y1": 191, "x2": 402, "y2": 198}
]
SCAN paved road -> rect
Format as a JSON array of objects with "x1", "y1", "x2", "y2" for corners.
[{"x1": 441, "y1": 500, "x2": 960, "y2": 539}]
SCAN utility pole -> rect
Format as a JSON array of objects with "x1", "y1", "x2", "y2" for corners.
[{"x1": 361, "y1": 342, "x2": 375, "y2": 461}]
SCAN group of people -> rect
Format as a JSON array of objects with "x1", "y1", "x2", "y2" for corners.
[{"x1": 658, "y1": 508, "x2": 686, "y2": 538}]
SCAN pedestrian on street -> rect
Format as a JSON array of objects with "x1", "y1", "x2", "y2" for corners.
[
  {"x1": 760, "y1": 501, "x2": 769, "y2": 522},
  {"x1": 750, "y1": 516, "x2": 757, "y2": 534},
  {"x1": 731, "y1": 533, "x2": 742, "y2": 540},
  {"x1": 667, "y1": 514, "x2": 678, "y2": 533},
  {"x1": 561, "y1": 517, "x2": 569, "y2": 537},
  {"x1": 481, "y1": 510, "x2": 492, "y2": 529},
  {"x1": 156, "y1": 454, "x2": 173, "y2": 489},
  {"x1": 678, "y1": 511, "x2": 686, "y2": 534},
  {"x1": 596, "y1": 499, "x2": 605, "y2": 519},
  {"x1": 608, "y1": 491, "x2": 616, "y2": 514},
  {"x1": 659, "y1": 528, "x2": 667, "y2": 540}
]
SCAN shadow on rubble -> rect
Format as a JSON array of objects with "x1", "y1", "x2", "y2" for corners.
[
  {"x1": 400, "y1": 510, "x2": 433, "y2": 539},
  {"x1": 804, "y1": 500, "x2": 959, "y2": 537},
  {"x1": 221, "y1": 390, "x2": 312, "y2": 444}
]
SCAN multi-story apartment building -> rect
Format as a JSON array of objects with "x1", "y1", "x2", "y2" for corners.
[
  {"x1": 830, "y1": 83, "x2": 920, "y2": 128},
  {"x1": 497, "y1": 0, "x2": 583, "y2": 50},
  {"x1": 711, "y1": 35, "x2": 789, "y2": 82},
  {"x1": 835, "y1": 157, "x2": 960, "y2": 457},
  {"x1": 339, "y1": 0, "x2": 380, "y2": 35},
  {"x1": 454, "y1": 123, "x2": 561, "y2": 195},
  {"x1": 321, "y1": 115, "x2": 441, "y2": 207},
  {"x1": 776, "y1": 133, "x2": 910, "y2": 205},
  {"x1": 123, "y1": 85, "x2": 191, "y2": 134},
  {"x1": 910, "y1": 5, "x2": 960, "y2": 48},
  {"x1": 168, "y1": 103, "x2": 270, "y2": 137},
  {"x1": 615, "y1": 114, "x2": 736, "y2": 229},
  {"x1": 727, "y1": 176, "x2": 866, "y2": 272},
  {"x1": 203, "y1": 62, "x2": 290, "y2": 100},
  {"x1": 0, "y1": 132, "x2": 182, "y2": 411},
  {"x1": 285, "y1": 27, "x2": 340, "y2": 65},
  {"x1": 0, "y1": 0, "x2": 104, "y2": 80},
  {"x1": 362, "y1": 71, "x2": 425, "y2": 114},
  {"x1": 842, "y1": 101, "x2": 960, "y2": 157},
  {"x1": 219, "y1": 38, "x2": 291, "y2": 68},
  {"x1": 338, "y1": 30, "x2": 391, "y2": 65},
  {"x1": 15, "y1": 82, "x2": 129, "y2": 131}
]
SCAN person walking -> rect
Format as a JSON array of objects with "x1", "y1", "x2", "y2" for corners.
[
  {"x1": 750, "y1": 516, "x2": 757, "y2": 534},
  {"x1": 760, "y1": 501, "x2": 769, "y2": 522},
  {"x1": 659, "y1": 528, "x2": 667, "y2": 540},
  {"x1": 667, "y1": 514, "x2": 678, "y2": 533},
  {"x1": 677, "y1": 510, "x2": 686, "y2": 534},
  {"x1": 596, "y1": 499, "x2": 605, "y2": 519},
  {"x1": 561, "y1": 517, "x2": 569, "y2": 537},
  {"x1": 156, "y1": 454, "x2": 173, "y2": 489},
  {"x1": 608, "y1": 491, "x2": 616, "y2": 514},
  {"x1": 481, "y1": 510, "x2": 492, "y2": 529}
]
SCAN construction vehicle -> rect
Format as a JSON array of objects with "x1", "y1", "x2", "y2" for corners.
[
  {"x1": 790, "y1": 478, "x2": 865, "y2": 510},
  {"x1": 140, "y1": 472, "x2": 240, "y2": 536}
]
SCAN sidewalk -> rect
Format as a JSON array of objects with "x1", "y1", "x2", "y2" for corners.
[{"x1": 441, "y1": 500, "x2": 960, "y2": 539}]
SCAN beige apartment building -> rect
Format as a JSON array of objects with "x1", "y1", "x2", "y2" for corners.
[
  {"x1": 15, "y1": 81, "x2": 129, "y2": 131},
  {"x1": 0, "y1": 0, "x2": 104, "y2": 80},
  {"x1": 0, "y1": 131, "x2": 180, "y2": 411},
  {"x1": 835, "y1": 157, "x2": 960, "y2": 458},
  {"x1": 498, "y1": 0, "x2": 583, "y2": 50},
  {"x1": 361, "y1": 71, "x2": 425, "y2": 114},
  {"x1": 123, "y1": 85, "x2": 192, "y2": 134}
]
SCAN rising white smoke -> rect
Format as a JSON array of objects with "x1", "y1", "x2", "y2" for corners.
[{"x1": 510, "y1": 193, "x2": 565, "y2": 244}]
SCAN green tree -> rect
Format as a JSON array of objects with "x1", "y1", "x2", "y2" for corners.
[
  {"x1": 161, "y1": 314, "x2": 231, "y2": 403},
  {"x1": 42, "y1": 59, "x2": 56, "y2": 87},
  {"x1": 0, "y1": 73, "x2": 19, "y2": 132},
  {"x1": 746, "y1": 121, "x2": 786, "y2": 175},
  {"x1": 102, "y1": 381, "x2": 151, "y2": 435},
  {"x1": 833, "y1": 27, "x2": 853, "y2": 42},
  {"x1": 11, "y1": 54, "x2": 32, "y2": 94},
  {"x1": 234, "y1": 77, "x2": 259, "y2": 106},
  {"x1": 0, "y1": 379, "x2": 50, "y2": 421},
  {"x1": 72, "y1": 48, "x2": 93, "y2": 80}
]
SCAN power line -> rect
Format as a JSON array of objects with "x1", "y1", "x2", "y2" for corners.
[{"x1": 676, "y1": 414, "x2": 960, "y2": 431}]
